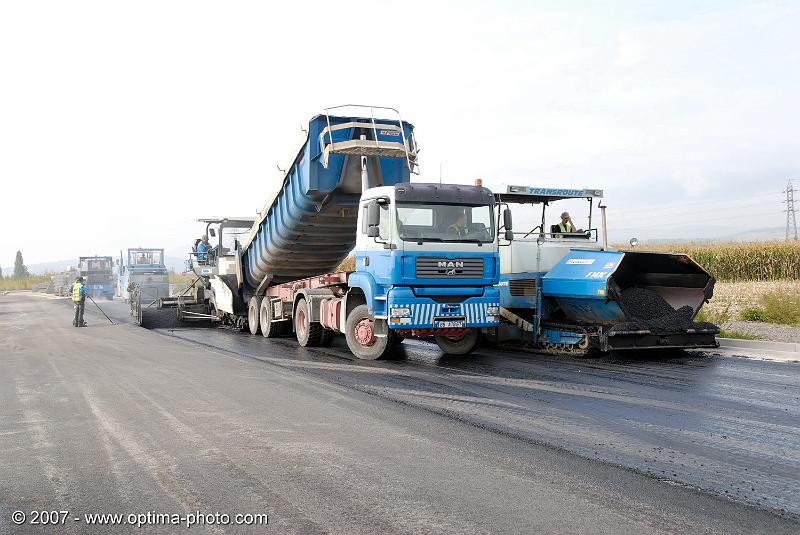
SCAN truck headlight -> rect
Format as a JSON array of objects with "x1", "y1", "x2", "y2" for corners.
[{"x1": 390, "y1": 307, "x2": 411, "y2": 318}]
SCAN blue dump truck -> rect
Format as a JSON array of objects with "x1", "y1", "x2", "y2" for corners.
[
  {"x1": 149, "y1": 106, "x2": 500, "y2": 359},
  {"x1": 78, "y1": 256, "x2": 115, "y2": 300},
  {"x1": 493, "y1": 186, "x2": 719, "y2": 355}
]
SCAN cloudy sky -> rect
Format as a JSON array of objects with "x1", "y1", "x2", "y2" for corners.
[{"x1": 2, "y1": 0, "x2": 798, "y2": 268}]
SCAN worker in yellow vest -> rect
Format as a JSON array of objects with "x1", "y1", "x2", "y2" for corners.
[
  {"x1": 552, "y1": 211, "x2": 576, "y2": 237},
  {"x1": 71, "y1": 276, "x2": 87, "y2": 327}
]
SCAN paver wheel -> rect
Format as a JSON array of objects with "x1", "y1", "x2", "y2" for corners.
[
  {"x1": 344, "y1": 304, "x2": 391, "y2": 360},
  {"x1": 295, "y1": 299, "x2": 324, "y2": 347},
  {"x1": 435, "y1": 329, "x2": 479, "y2": 355},
  {"x1": 248, "y1": 295, "x2": 262, "y2": 335}
]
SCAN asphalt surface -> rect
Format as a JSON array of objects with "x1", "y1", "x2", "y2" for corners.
[{"x1": 1, "y1": 292, "x2": 799, "y2": 534}]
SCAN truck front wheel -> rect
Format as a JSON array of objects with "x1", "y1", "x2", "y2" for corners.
[
  {"x1": 435, "y1": 329, "x2": 479, "y2": 355},
  {"x1": 345, "y1": 304, "x2": 391, "y2": 360}
]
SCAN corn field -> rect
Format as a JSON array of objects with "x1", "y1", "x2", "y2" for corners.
[{"x1": 633, "y1": 241, "x2": 800, "y2": 282}]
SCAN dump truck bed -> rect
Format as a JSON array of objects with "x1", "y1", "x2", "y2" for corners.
[{"x1": 240, "y1": 112, "x2": 416, "y2": 290}]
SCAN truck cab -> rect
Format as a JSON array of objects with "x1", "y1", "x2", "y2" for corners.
[{"x1": 350, "y1": 182, "x2": 500, "y2": 356}]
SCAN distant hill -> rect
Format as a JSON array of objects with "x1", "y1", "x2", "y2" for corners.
[
  {"x1": 1, "y1": 259, "x2": 77, "y2": 275},
  {"x1": 608, "y1": 226, "x2": 789, "y2": 245},
  {"x1": 3, "y1": 256, "x2": 188, "y2": 275}
]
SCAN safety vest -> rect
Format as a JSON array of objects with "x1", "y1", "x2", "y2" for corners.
[
  {"x1": 558, "y1": 223, "x2": 570, "y2": 233},
  {"x1": 71, "y1": 282, "x2": 83, "y2": 302},
  {"x1": 449, "y1": 223, "x2": 468, "y2": 236}
]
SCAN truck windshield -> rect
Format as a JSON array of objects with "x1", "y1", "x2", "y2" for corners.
[
  {"x1": 129, "y1": 250, "x2": 163, "y2": 265},
  {"x1": 396, "y1": 203, "x2": 494, "y2": 243}
]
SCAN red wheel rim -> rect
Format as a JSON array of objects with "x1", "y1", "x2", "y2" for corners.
[
  {"x1": 354, "y1": 318, "x2": 376, "y2": 347},
  {"x1": 297, "y1": 308, "x2": 306, "y2": 338}
]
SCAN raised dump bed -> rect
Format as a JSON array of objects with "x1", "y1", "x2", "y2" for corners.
[{"x1": 240, "y1": 107, "x2": 418, "y2": 291}]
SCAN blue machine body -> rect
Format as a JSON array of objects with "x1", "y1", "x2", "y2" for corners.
[
  {"x1": 241, "y1": 114, "x2": 416, "y2": 290},
  {"x1": 541, "y1": 249, "x2": 626, "y2": 324},
  {"x1": 119, "y1": 248, "x2": 170, "y2": 303},
  {"x1": 352, "y1": 250, "x2": 500, "y2": 330}
]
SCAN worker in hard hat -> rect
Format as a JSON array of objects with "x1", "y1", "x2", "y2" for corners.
[
  {"x1": 552, "y1": 212, "x2": 576, "y2": 237},
  {"x1": 71, "y1": 276, "x2": 87, "y2": 327}
]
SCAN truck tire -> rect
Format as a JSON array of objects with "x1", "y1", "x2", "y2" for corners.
[
  {"x1": 259, "y1": 297, "x2": 283, "y2": 337},
  {"x1": 345, "y1": 304, "x2": 391, "y2": 360},
  {"x1": 435, "y1": 329, "x2": 479, "y2": 355},
  {"x1": 248, "y1": 296, "x2": 262, "y2": 335},
  {"x1": 295, "y1": 298, "x2": 324, "y2": 347}
]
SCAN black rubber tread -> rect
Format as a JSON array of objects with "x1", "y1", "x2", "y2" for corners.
[
  {"x1": 295, "y1": 299, "x2": 324, "y2": 347},
  {"x1": 434, "y1": 329, "x2": 480, "y2": 355},
  {"x1": 344, "y1": 304, "x2": 391, "y2": 360},
  {"x1": 248, "y1": 295, "x2": 262, "y2": 335}
]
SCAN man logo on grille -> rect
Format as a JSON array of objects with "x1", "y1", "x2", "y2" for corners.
[
  {"x1": 446, "y1": 268, "x2": 456, "y2": 275},
  {"x1": 437, "y1": 261, "x2": 464, "y2": 269}
]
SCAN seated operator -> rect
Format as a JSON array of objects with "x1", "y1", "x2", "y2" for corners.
[
  {"x1": 448, "y1": 210, "x2": 470, "y2": 237},
  {"x1": 551, "y1": 212, "x2": 577, "y2": 237},
  {"x1": 196, "y1": 234, "x2": 212, "y2": 264}
]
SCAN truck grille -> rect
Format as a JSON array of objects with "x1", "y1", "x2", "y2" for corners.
[
  {"x1": 509, "y1": 278, "x2": 537, "y2": 296},
  {"x1": 415, "y1": 257, "x2": 484, "y2": 278}
]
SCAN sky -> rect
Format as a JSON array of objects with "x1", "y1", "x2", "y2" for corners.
[{"x1": 2, "y1": 0, "x2": 799, "y2": 268}]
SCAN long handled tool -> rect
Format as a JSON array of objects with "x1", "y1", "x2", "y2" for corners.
[{"x1": 87, "y1": 295, "x2": 116, "y2": 325}]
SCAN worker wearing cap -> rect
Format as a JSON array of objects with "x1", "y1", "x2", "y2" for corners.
[
  {"x1": 71, "y1": 276, "x2": 87, "y2": 327},
  {"x1": 196, "y1": 234, "x2": 212, "y2": 264},
  {"x1": 552, "y1": 212, "x2": 576, "y2": 237}
]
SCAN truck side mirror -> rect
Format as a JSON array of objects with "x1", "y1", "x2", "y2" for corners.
[
  {"x1": 503, "y1": 208, "x2": 513, "y2": 241},
  {"x1": 366, "y1": 201, "x2": 381, "y2": 237},
  {"x1": 209, "y1": 228, "x2": 216, "y2": 237}
]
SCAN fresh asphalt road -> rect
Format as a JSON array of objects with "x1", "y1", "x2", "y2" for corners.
[{"x1": 1, "y1": 293, "x2": 798, "y2": 534}]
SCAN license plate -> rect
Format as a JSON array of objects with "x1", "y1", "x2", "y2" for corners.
[{"x1": 435, "y1": 320, "x2": 465, "y2": 328}]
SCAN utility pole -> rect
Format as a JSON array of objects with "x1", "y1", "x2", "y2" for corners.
[{"x1": 783, "y1": 179, "x2": 798, "y2": 241}]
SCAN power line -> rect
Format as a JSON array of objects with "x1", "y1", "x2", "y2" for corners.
[{"x1": 783, "y1": 179, "x2": 798, "y2": 241}]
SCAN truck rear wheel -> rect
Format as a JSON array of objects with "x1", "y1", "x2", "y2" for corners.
[
  {"x1": 435, "y1": 329, "x2": 479, "y2": 355},
  {"x1": 295, "y1": 298, "x2": 324, "y2": 347},
  {"x1": 259, "y1": 297, "x2": 283, "y2": 337},
  {"x1": 248, "y1": 296, "x2": 262, "y2": 335},
  {"x1": 345, "y1": 304, "x2": 391, "y2": 360}
]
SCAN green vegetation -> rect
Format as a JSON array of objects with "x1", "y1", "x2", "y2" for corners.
[
  {"x1": 169, "y1": 272, "x2": 197, "y2": 294},
  {"x1": 0, "y1": 274, "x2": 50, "y2": 291},
  {"x1": 13, "y1": 250, "x2": 29, "y2": 278},
  {"x1": 337, "y1": 256, "x2": 356, "y2": 272},
  {"x1": 717, "y1": 329, "x2": 760, "y2": 340},
  {"x1": 634, "y1": 241, "x2": 800, "y2": 282},
  {"x1": 734, "y1": 291, "x2": 800, "y2": 326}
]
